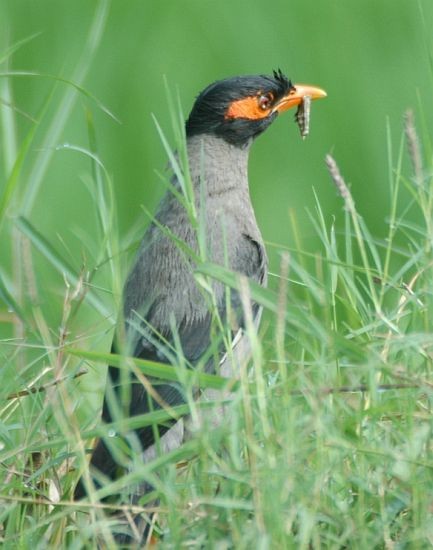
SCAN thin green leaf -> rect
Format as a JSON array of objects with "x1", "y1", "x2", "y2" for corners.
[
  {"x1": 0, "y1": 272, "x2": 27, "y2": 324},
  {"x1": 0, "y1": 32, "x2": 42, "y2": 66},
  {"x1": 14, "y1": 216, "x2": 110, "y2": 319},
  {"x1": 19, "y1": 0, "x2": 110, "y2": 215},
  {"x1": 0, "y1": 71, "x2": 119, "y2": 124},
  {"x1": 0, "y1": 118, "x2": 39, "y2": 223},
  {"x1": 67, "y1": 347, "x2": 239, "y2": 391}
]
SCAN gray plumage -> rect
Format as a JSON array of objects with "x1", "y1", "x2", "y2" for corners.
[
  {"x1": 124, "y1": 134, "x2": 266, "y2": 337},
  {"x1": 75, "y1": 134, "x2": 267, "y2": 529}
]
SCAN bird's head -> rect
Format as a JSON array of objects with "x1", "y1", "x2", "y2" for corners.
[{"x1": 186, "y1": 70, "x2": 326, "y2": 148}]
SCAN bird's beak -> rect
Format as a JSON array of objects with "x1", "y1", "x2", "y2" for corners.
[{"x1": 273, "y1": 84, "x2": 327, "y2": 113}]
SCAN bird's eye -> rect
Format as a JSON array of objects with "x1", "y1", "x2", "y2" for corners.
[{"x1": 258, "y1": 93, "x2": 273, "y2": 110}]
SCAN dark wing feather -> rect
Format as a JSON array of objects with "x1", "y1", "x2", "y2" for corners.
[{"x1": 75, "y1": 233, "x2": 265, "y2": 497}]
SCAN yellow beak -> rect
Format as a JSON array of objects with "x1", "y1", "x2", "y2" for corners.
[{"x1": 274, "y1": 84, "x2": 327, "y2": 113}]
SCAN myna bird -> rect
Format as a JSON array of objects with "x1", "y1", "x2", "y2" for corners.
[{"x1": 75, "y1": 70, "x2": 326, "y2": 541}]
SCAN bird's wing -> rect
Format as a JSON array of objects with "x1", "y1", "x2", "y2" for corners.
[{"x1": 83, "y1": 232, "x2": 265, "y2": 487}]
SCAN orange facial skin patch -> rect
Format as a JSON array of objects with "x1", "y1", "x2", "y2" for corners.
[{"x1": 225, "y1": 96, "x2": 270, "y2": 120}]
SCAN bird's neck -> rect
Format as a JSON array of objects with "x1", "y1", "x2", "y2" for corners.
[{"x1": 186, "y1": 134, "x2": 251, "y2": 196}]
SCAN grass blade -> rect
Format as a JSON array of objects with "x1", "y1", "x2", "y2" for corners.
[
  {"x1": 15, "y1": 216, "x2": 110, "y2": 318},
  {"x1": 67, "y1": 347, "x2": 239, "y2": 391}
]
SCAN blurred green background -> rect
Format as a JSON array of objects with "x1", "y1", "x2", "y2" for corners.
[{"x1": 1, "y1": 0, "x2": 433, "y2": 346}]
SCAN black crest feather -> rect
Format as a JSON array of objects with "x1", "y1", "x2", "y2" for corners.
[{"x1": 272, "y1": 68, "x2": 294, "y2": 95}]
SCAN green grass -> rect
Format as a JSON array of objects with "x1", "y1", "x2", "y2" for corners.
[{"x1": 2, "y1": 9, "x2": 433, "y2": 549}]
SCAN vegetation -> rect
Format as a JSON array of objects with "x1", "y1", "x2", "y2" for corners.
[{"x1": 1, "y1": 1, "x2": 433, "y2": 547}]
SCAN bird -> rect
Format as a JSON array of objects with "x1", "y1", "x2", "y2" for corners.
[{"x1": 74, "y1": 70, "x2": 326, "y2": 542}]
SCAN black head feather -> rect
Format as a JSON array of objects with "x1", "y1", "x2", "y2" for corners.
[
  {"x1": 186, "y1": 71, "x2": 295, "y2": 147},
  {"x1": 273, "y1": 68, "x2": 293, "y2": 92}
]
